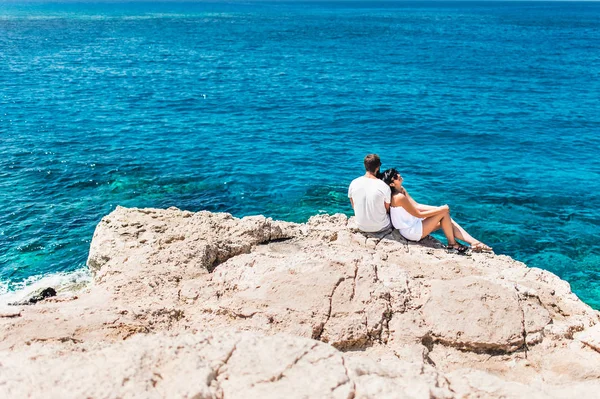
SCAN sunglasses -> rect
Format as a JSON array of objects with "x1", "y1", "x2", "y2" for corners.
[{"x1": 393, "y1": 174, "x2": 402, "y2": 181}]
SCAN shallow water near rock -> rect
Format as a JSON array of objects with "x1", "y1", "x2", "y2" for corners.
[{"x1": 1, "y1": 1, "x2": 599, "y2": 308}]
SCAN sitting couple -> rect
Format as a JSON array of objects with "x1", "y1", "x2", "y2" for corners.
[{"x1": 348, "y1": 154, "x2": 492, "y2": 253}]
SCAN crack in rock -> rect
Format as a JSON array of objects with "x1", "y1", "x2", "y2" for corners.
[
  {"x1": 430, "y1": 335, "x2": 522, "y2": 356},
  {"x1": 331, "y1": 356, "x2": 356, "y2": 399},
  {"x1": 422, "y1": 330, "x2": 523, "y2": 357},
  {"x1": 217, "y1": 307, "x2": 259, "y2": 320},
  {"x1": 349, "y1": 261, "x2": 359, "y2": 301},
  {"x1": 379, "y1": 293, "x2": 393, "y2": 344},
  {"x1": 257, "y1": 342, "x2": 319, "y2": 384},
  {"x1": 442, "y1": 375, "x2": 458, "y2": 396},
  {"x1": 207, "y1": 224, "x2": 296, "y2": 273},
  {"x1": 314, "y1": 277, "x2": 345, "y2": 341},
  {"x1": 213, "y1": 341, "x2": 239, "y2": 382},
  {"x1": 28, "y1": 336, "x2": 83, "y2": 345},
  {"x1": 514, "y1": 284, "x2": 529, "y2": 359}
]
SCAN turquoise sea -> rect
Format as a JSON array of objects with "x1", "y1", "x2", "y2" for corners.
[{"x1": 1, "y1": 1, "x2": 599, "y2": 308}]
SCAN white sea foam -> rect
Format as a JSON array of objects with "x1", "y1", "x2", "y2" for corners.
[
  {"x1": 0, "y1": 14, "x2": 193, "y2": 21},
  {"x1": 0, "y1": 268, "x2": 92, "y2": 307}
]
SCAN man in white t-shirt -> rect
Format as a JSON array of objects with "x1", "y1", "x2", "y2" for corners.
[{"x1": 348, "y1": 154, "x2": 392, "y2": 233}]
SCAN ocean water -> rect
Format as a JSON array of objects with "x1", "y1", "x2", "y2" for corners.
[{"x1": 1, "y1": 1, "x2": 599, "y2": 308}]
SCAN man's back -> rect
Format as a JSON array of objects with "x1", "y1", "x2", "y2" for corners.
[{"x1": 348, "y1": 176, "x2": 391, "y2": 233}]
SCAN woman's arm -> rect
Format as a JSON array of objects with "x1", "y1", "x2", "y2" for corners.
[
  {"x1": 403, "y1": 189, "x2": 438, "y2": 211},
  {"x1": 393, "y1": 194, "x2": 448, "y2": 218}
]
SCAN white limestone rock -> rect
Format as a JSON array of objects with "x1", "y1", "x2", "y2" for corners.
[{"x1": 0, "y1": 207, "x2": 599, "y2": 398}]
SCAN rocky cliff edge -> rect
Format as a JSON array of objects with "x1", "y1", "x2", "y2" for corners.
[{"x1": 1, "y1": 206, "x2": 599, "y2": 398}]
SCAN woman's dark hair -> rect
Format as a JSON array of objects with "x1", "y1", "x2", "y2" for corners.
[{"x1": 381, "y1": 168, "x2": 400, "y2": 187}]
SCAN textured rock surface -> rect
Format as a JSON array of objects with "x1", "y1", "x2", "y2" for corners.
[
  {"x1": 0, "y1": 331, "x2": 454, "y2": 399},
  {"x1": 1, "y1": 206, "x2": 599, "y2": 398}
]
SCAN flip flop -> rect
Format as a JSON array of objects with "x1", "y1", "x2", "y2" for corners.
[
  {"x1": 447, "y1": 242, "x2": 469, "y2": 254},
  {"x1": 471, "y1": 242, "x2": 493, "y2": 253}
]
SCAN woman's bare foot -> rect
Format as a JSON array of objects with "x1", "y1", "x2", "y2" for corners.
[{"x1": 471, "y1": 241, "x2": 493, "y2": 253}]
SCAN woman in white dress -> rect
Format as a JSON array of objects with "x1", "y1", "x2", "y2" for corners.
[{"x1": 381, "y1": 168, "x2": 492, "y2": 253}]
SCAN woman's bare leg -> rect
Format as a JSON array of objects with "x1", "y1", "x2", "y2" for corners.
[
  {"x1": 421, "y1": 211, "x2": 456, "y2": 245},
  {"x1": 417, "y1": 199, "x2": 491, "y2": 250},
  {"x1": 417, "y1": 203, "x2": 475, "y2": 242},
  {"x1": 451, "y1": 219, "x2": 476, "y2": 244},
  {"x1": 419, "y1": 201, "x2": 490, "y2": 249},
  {"x1": 417, "y1": 204, "x2": 438, "y2": 211},
  {"x1": 451, "y1": 219, "x2": 492, "y2": 250}
]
